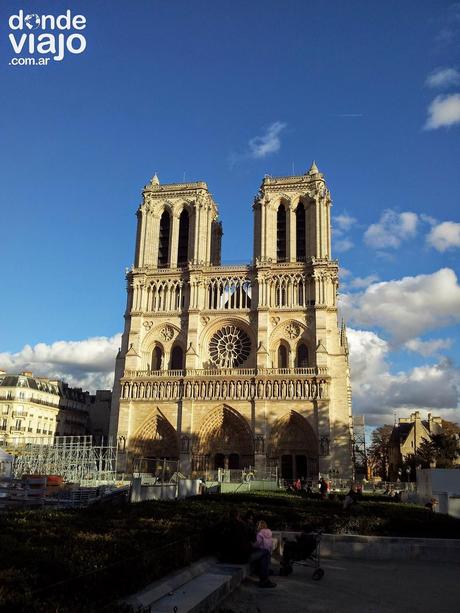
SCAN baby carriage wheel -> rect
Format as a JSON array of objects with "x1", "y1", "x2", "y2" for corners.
[{"x1": 312, "y1": 568, "x2": 324, "y2": 580}]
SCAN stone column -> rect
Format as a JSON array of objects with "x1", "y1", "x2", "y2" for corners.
[
  {"x1": 170, "y1": 213, "x2": 180, "y2": 268},
  {"x1": 288, "y1": 205, "x2": 296, "y2": 262}
]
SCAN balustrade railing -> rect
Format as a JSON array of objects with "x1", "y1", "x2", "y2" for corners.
[
  {"x1": 124, "y1": 366, "x2": 328, "y2": 378},
  {"x1": 121, "y1": 371, "x2": 328, "y2": 402}
]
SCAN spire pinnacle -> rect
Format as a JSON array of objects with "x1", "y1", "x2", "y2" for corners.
[
  {"x1": 308, "y1": 160, "x2": 319, "y2": 175},
  {"x1": 150, "y1": 173, "x2": 160, "y2": 186}
]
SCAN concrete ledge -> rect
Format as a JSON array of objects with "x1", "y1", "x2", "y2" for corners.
[
  {"x1": 125, "y1": 557, "x2": 250, "y2": 612},
  {"x1": 274, "y1": 531, "x2": 460, "y2": 562}
]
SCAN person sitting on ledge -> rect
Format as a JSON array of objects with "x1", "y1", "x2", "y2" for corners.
[
  {"x1": 217, "y1": 509, "x2": 276, "y2": 588},
  {"x1": 425, "y1": 497, "x2": 438, "y2": 512}
]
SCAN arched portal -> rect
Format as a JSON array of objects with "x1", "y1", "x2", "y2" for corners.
[
  {"x1": 193, "y1": 405, "x2": 254, "y2": 472},
  {"x1": 268, "y1": 410, "x2": 318, "y2": 480},
  {"x1": 129, "y1": 410, "x2": 179, "y2": 471}
]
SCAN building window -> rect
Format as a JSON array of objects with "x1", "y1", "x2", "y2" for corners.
[
  {"x1": 296, "y1": 203, "x2": 306, "y2": 261},
  {"x1": 278, "y1": 344, "x2": 289, "y2": 368},
  {"x1": 158, "y1": 210, "x2": 171, "y2": 267},
  {"x1": 177, "y1": 209, "x2": 190, "y2": 265},
  {"x1": 170, "y1": 345, "x2": 184, "y2": 370},
  {"x1": 151, "y1": 346, "x2": 163, "y2": 371},
  {"x1": 277, "y1": 204, "x2": 287, "y2": 262},
  {"x1": 296, "y1": 344, "x2": 309, "y2": 367}
]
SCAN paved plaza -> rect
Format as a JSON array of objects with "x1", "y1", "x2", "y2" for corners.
[{"x1": 218, "y1": 558, "x2": 458, "y2": 613}]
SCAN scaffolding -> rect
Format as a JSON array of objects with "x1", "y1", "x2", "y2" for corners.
[
  {"x1": 352, "y1": 415, "x2": 367, "y2": 480},
  {"x1": 9, "y1": 435, "x2": 118, "y2": 484}
]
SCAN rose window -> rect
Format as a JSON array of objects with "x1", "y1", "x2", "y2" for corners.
[{"x1": 209, "y1": 325, "x2": 251, "y2": 368}]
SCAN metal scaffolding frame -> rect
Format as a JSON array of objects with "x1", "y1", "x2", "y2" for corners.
[
  {"x1": 10, "y1": 435, "x2": 118, "y2": 484},
  {"x1": 352, "y1": 415, "x2": 367, "y2": 479}
]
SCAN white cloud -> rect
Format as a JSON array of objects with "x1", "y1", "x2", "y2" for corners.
[
  {"x1": 427, "y1": 221, "x2": 460, "y2": 251},
  {"x1": 425, "y1": 67, "x2": 460, "y2": 88},
  {"x1": 0, "y1": 334, "x2": 121, "y2": 392},
  {"x1": 364, "y1": 210, "x2": 418, "y2": 249},
  {"x1": 350, "y1": 274, "x2": 380, "y2": 289},
  {"x1": 334, "y1": 238, "x2": 354, "y2": 252},
  {"x1": 420, "y1": 213, "x2": 437, "y2": 226},
  {"x1": 340, "y1": 268, "x2": 460, "y2": 344},
  {"x1": 248, "y1": 122, "x2": 287, "y2": 159},
  {"x1": 334, "y1": 214, "x2": 357, "y2": 231},
  {"x1": 405, "y1": 337, "x2": 453, "y2": 357},
  {"x1": 424, "y1": 93, "x2": 460, "y2": 129},
  {"x1": 347, "y1": 328, "x2": 460, "y2": 425}
]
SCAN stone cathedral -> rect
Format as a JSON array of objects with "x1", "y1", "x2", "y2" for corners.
[{"x1": 110, "y1": 163, "x2": 353, "y2": 479}]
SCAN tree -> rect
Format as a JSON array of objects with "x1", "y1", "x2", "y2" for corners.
[
  {"x1": 441, "y1": 420, "x2": 460, "y2": 436},
  {"x1": 368, "y1": 424, "x2": 393, "y2": 480},
  {"x1": 414, "y1": 432, "x2": 459, "y2": 469}
]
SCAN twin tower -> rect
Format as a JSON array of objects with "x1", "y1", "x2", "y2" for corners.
[{"x1": 110, "y1": 164, "x2": 353, "y2": 480}]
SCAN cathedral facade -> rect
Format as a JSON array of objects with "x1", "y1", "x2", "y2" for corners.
[{"x1": 110, "y1": 163, "x2": 353, "y2": 479}]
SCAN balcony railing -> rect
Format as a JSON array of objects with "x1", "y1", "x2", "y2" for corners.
[
  {"x1": 124, "y1": 366, "x2": 327, "y2": 378},
  {"x1": 121, "y1": 367, "x2": 329, "y2": 402}
]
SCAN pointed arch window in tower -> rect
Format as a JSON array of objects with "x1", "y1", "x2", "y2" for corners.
[
  {"x1": 277, "y1": 204, "x2": 287, "y2": 262},
  {"x1": 152, "y1": 346, "x2": 163, "y2": 371},
  {"x1": 177, "y1": 209, "x2": 190, "y2": 265},
  {"x1": 296, "y1": 203, "x2": 306, "y2": 262},
  {"x1": 158, "y1": 210, "x2": 171, "y2": 267},
  {"x1": 170, "y1": 345, "x2": 184, "y2": 370},
  {"x1": 278, "y1": 344, "x2": 289, "y2": 368},
  {"x1": 296, "y1": 344, "x2": 309, "y2": 368}
]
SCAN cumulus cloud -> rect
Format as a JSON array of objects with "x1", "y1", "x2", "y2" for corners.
[
  {"x1": 248, "y1": 122, "x2": 287, "y2": 159},
  {"x1": 405, "y1": 337, "x2": 453, "y2": 357},
  {"x1": 229, "y1": 122, "x2": 287, "y2": 166},
  {"x1": 349, "y1": 274, "x2": 380, "y2": 289},
  {"x1": 340, "y1": 268, "x2": 460, "y2": 344},
  {"x1": 424, "y1": 93, "x2": 460, "y2": 129},
  {"x1": 364, "y1": 210, "x2": 418, "y2": 249},
  {"x1": 334, "y1": 214, "x2": 357, "y2": 231},
  {"x1": 334, "y1": 238, "x2": 354, "y2": 253},
  {"x1": 425, "y1": 67, "x2": 460, "y2": 88},
  {"x1": 347, "y1": 328, "x2": 460, "y2": 425},
  {"x1": 0, "y1": 334, "x2": 121, "y2": 392},
  {"x1": 427, "y1": 221, "x2": 460, "y2": 251}
]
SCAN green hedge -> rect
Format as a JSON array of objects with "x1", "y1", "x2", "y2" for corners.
[{"x1": 1, "y1": 492, "x2": 459, "y2": 612}]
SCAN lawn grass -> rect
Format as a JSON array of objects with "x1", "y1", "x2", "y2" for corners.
[{"x1": 1, "y1": 491, "x2": 459, "y2": 612}]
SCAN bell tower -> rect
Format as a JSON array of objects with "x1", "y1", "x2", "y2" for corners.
[
  {"x1": 253, "y1": 162, "x2": 332, "y2": 263},
  {"x1": 135, "y1": 174, "x2": 222, "y2": 269}
]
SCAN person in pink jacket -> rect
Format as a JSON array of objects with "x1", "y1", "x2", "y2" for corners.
[
  {"x1": 250, "y1": 519, "x2": 276, "y2": 587},
  {"x1": 255, "y1": 520, "x2": 274, "y2": 553}
]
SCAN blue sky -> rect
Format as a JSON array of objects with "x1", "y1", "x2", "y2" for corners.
[{"x1": 0, "y1": 0, "x2": 459, "y2": 426}]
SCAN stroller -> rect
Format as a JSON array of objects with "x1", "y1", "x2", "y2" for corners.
[{"x1": 279, "y1": 529, "x2": 324, "y2": 580}]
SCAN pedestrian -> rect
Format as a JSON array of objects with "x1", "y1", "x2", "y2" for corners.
[
  {"x1": 319, "y1": 477, "x2": 329, "y2": 499},
  {"x1": 250, "y1": 520, "x2": 276, "y2": 588},
  {"x1": 343, "y1": 484, "x2": 358, "y2": 511}
]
